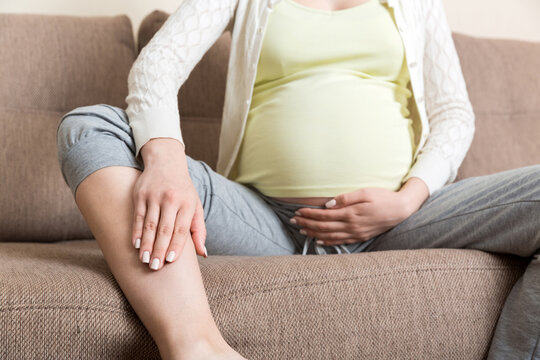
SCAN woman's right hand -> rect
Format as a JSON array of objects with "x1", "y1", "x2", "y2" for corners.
[{"x1": 131, "y1": 138, "x2": 207, "y2": 271}]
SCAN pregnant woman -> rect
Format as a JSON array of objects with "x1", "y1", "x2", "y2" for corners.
[{"x1": 56, "y1": 0, "x2": 539, "y2": 359}]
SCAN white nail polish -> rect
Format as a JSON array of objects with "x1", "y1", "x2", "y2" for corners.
[
  {"x1": 166, "y1": 251, "x2": 175, "y2": 262},
  {"x1": 142, "y1": 251, "x2": 150, "y2": 263},
  {"x1": 325, "y1": 199, "x2": 336, "y2": 208},
  {"x1": 135, "y1": 238, "x2": 141, "y2": 249},
  {"x1": 150, "y1": 258, "x2": 159, "y2": 270}
]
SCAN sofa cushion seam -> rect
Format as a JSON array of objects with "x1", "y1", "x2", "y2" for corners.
[
  {"x1": 0, "y1": 303, "x2": 132, "y2": 314},
  {"x1": 208, "y1": 265, "x2": 526, "y2": 302}
]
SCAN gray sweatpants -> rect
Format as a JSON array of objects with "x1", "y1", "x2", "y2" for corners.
[{"x1": 56, "y1": 104, "x2": 540, "y2": 359}]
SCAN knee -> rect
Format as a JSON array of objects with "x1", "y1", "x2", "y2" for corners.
[
  {"x1": 56, "y1": 104, "x2": 129, "y2": 160},
  {"x1": 519, "y1": 164, "x2": 540, "y2": 178},
  {"x1": 519, "y1": 164, "x2": 540, "y2": 197},
  {"x1": 56, "y1": 104, "x2": 142, "y2": 198},
  {"x1": 530, "y1": 164, "x2": 540, "y2": 178}
]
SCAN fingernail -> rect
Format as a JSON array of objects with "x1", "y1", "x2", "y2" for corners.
[
  {"x1": 204, "y1": 246, "x2": 208, "y2": 258},
  {"x1": 142, "y1": 251, "x2": 150, "y2": 263},
  {"x1": 325, "y1": 199, "x2": 336, "y2": 208},
  {"x1": 135, "y1": 238, "x2": 141, "y2": 249},
  {"x1": 289, "y1": 217, "x2": 297, "y2": 224},
  {"x1": 316, "y1": 240, "x2": 324, "y2": 245},
  {"x1": 150, "y1": 258, "x2": 160, "y2": 270},
  {"x1": 166, "y1": 251, "x2": 175, "y2": 262},
  {"x1": 299, "y1": 229, "x2": 307, "y2": 235},
  {"x1": 295, "y1": 211, "x2": 301, "y2": 216}
]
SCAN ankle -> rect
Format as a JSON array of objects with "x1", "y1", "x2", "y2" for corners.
[
  {"x1": 156, "y1": 318, "x2": 221, "y2": 356},
  {"x1": 159, "y1": 336, "x2": 244, "y2": 360}
]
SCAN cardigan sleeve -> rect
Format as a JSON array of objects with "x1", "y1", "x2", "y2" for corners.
[
  {"x1": 125, "y1": 0, "x2": 238, "y2": 162},
  {"x1": 401, "y1": 0, "x2": 476, "y2": 196}
]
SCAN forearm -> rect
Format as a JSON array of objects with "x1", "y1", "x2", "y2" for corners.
[
  {"x1": 398, "y1": 176, "x2": 430, "y2": 214},
  {"x1": 407, "y1": 0, "x2": 475, "y2": 196},
  {"x1": 125, "y1": 0, "x2": 237, "y2": 160}
]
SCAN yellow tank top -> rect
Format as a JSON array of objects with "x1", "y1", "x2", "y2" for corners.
[{"x1": 231, "y1": 0, "x2": 416, "y2": 197}]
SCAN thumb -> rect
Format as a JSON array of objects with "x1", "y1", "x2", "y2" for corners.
[
  {"x1": 190, "y1": 202, "x2": 208, "y2": 257},
  {"x1": 326, "y1": 189, "x2": 367, "y2": 208}
]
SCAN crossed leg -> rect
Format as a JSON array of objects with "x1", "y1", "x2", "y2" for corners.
[{"x1": 361, "y1": 165, "x2": 540, "y2": 359}]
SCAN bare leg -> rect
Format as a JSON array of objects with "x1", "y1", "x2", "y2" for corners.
[{"x1": 74, "y1": 165, "x2": 246, "y2": 360}]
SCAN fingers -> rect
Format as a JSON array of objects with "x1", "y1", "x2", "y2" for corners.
[
  {"x1": 132, "y1": 197, "x2": 146, "y2": 249},
  {"x1": 292, "y1": 216, "x2": 347, "y2": 233},
  {"x1": 301, "y1": 226, "x2": 373, "y2": 246},
  {"x1": 148, "y1": 201, "x2": 179, "y2": 270},
  {"x1": 294, "y1": 207, "x2": 350, "y2": 221},
  {"x1": 167, "y1": 204, "x2": 196, "y2": 262},
  {"x1": 189, "y1": 201, "x2": 207, "y2": 257},
  {"x1": 293, "y1": 216, "x2": 362, "y2": 246},
  {"x1": 139, "y1": 201, "x2": 161, "y2": 265},
  {"x1": 131, "y1": 185, "x2": 207, "y2": 271},
  {"x1": 304, "y1": 229, "x2": 352, "y2": 242}
]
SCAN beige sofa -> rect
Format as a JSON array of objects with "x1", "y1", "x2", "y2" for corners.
[{"x1": 1, "y1": 10, "x2": 539, "y2": 360}]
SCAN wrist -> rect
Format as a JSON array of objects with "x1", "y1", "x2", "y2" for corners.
[
  {"x1": 398, "y1": 177, "x2": 430, "y2": 214},
  {"x1": 140, "y1": 138, "x2": 187, "y2": 166}
]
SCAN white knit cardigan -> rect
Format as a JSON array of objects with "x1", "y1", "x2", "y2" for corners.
[{"x1": 125, "y1": 0, "x2": 476, "y2": 196}]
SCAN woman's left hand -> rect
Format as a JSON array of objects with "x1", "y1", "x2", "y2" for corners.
[{"x1": 291, "y1": 187, "x2": 417, "y2": 246}]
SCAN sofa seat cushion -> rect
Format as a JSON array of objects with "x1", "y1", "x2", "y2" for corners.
[{"x1": 0, "y1": 240, "x2": 527, "y2": 359}]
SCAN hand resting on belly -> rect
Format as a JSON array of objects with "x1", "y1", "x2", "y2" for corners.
[{"x1": 272, "y1": 196, "x2": 334, "y2": 206}]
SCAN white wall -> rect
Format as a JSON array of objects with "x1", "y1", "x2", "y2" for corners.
[
  {"x1": 443, "y1": 0, "x2": 540, "y2": 42},
  {"x1": 1, "y1": 0, "x2": 539, "y2": 42}
]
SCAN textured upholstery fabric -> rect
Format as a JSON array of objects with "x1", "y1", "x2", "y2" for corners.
[
  {"x1": 0, "y1": 13, "x2": 136, "y2": 242},
  {"x1": 0, "y1": 240, "x2": 527, "y2": 359},
  {"x1": 0, "y1": 13, "x2": 135, "y2": 112},
  {"x1": 0, "y1": 241, "x2": 159, "y2": 359},
  {"x1": 0, "y1": 9, "x2": 538, "y2": 360},
  {"x1": 452, "y1": 34, "x2": 540, "y2": 181},
  {"x1": 0, "y1": 108, "x2": 93, "y2": 242}
]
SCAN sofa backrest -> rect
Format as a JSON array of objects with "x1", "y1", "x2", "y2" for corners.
[
  {"x1": 1, "y1": 10, "x2": 538, "y2": 242},
  {"x1": 138, "y1": 12, "x2": 540, "y2": 181},
  {"x1": 0, "y1": 13, "x2": 136, "y2": 242},
  {"x1": 452, "y1": 34, "x2": 540, "y2": 181}
]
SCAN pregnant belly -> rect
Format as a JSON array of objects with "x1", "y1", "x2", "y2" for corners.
[
  {"x1": 233, "y1": 76, "x2": 416, "y2": 199},
  {"x1": 235, "y1": 112, "x2": 415, "y2": 200}
]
